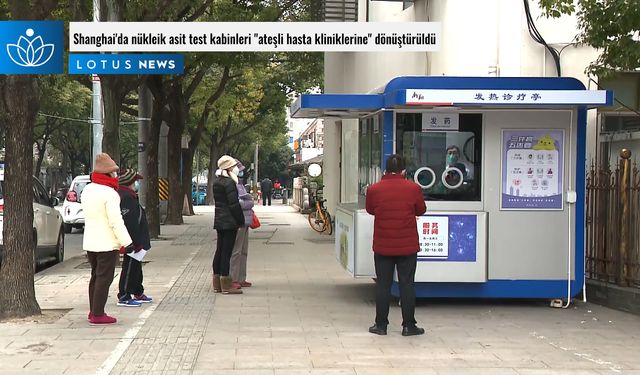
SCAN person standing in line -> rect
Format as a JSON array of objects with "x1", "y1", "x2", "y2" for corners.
[
  {"x1": 81, "y1": 153, "x2": 132, "y2": 325},
  {"x1": 212, "y1": 155, "x2": 245, "y2": 295},
  {"x1": 116, "y1": 169, "x2": 153, "y2": 307},
  {"x1": 260, "y1": 177, "x2": 273, "y2": 206},
  {"x1": 365, "y1": 154, "x2": 427, "y2": 336},
  {"x1": 230, "y1": 160, "x2": 254, "y2": 289}
]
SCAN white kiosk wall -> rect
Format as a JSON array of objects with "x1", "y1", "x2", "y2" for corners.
[
  {"x1": 484, "y1": 109, "x2": 575, "y2": 280},
  {"x1": 343, "y1": 108, "x2": 577, "y2": 284}
]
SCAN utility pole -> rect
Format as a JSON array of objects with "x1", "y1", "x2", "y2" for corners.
[
  {"x1": 90, "y1": 0, "x2": 102, "y2": 169},
  {"x1": 137, "y1": 83, "x2": 151, "y2": 207}
]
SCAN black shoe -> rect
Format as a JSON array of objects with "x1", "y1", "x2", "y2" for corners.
[
  {"x1": 402, "y1": 325, "x2": 425, "y2": 336},
  {"x1": 368, "y1": 324, "x2": 387, "y2": 335}
]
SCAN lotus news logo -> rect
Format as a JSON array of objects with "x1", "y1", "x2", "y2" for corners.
[
  {"x1": 6, "y1": 28, "x2": 55, "y2": 67},
  {"x1": 0, "y1": 21, "x2": 63, "y2": 74}
]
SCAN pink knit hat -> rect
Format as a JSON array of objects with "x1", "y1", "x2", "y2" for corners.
[{"x1": 93, "y1": 153, "x2": 119, "y2": 174}]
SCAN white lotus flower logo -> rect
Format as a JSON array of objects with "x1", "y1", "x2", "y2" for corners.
[{"x1": 6, "y1": 28, "x2": 55, "y2": 67}]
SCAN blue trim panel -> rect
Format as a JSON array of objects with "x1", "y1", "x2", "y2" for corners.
[
  {"x1": 299, "y1": 94, "x2": 383, "y2": 110},
  {"x1": 606, "y1": 90, "x2": 614, "y2": 106},
  {"x1": 383, "y1": 76, "x2": 588, "y2": 93},
  {"x1": 295, "y1": 78, "x2": 611, "y2": 114},
  {"x1": 382, "y1": 111, "x2": 394, "y2": 167},
  {"x1": 575, "y1": 108, "x2": 587, "y2": 293},
  {"x1": 391, "y1": 280, "x2": 582, "y2": 298}
]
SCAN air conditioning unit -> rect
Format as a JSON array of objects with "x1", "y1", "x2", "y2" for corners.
[{"x1": 321, "y1": 0, "x2": 358, "y2": 22}]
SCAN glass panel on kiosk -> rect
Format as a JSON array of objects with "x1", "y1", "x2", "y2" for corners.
[
  {"x1": 396, "y1": 113, "x2": 482, "y2": 201},
  {"x1": 358, "y1": 114, "x2": 383, "y2": 206}
]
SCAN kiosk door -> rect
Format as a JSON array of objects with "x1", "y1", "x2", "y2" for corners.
[
  {"x1": 484, "y1": 110, "x2": 575, "y2": 281},
  {"x1": 396, "y1": 112, "x2": 487, "y2": 282}
]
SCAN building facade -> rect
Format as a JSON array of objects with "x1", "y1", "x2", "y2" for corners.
[{"x1": 322, "y1": 0, "x2": 602, "y2": 216}]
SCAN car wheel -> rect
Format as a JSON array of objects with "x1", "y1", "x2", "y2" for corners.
[
  {"x1": 64, "y1": 223, "x2": 72, "y2": 234},
  {"x1": 55, "y1": 229, "x2": 64, "y2": 263}
]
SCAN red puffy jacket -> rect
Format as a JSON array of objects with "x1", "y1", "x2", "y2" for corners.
[{"x1": 365, "y1": 173, "x2": 427, "y2": 256}]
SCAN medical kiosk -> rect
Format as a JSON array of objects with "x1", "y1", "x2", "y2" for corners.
[{"x1": 291, "y1": 76, "x2": 612, "y2": 299}]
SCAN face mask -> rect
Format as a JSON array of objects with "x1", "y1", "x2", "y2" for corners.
[
  {"x1": 231, "y1": 166, "x2": 240, "y2": 175},
  {"x1": 111, "y1": 172, "x2": 118, "y2": 178},
  {"x1": 447, "y1": 154, "x2": 458, "y2": 164},
  {"x1": 238, "y1": 170, "x2": 244, "y2": 178},
  {"x1": 133, "y1": 180, "x2": 140, "y2": 192}
]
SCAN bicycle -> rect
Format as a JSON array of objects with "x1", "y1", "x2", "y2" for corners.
[{"x1": 308, "y1": 187, "x2": 333, "y2": 235}]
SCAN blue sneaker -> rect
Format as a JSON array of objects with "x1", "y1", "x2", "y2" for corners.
[
  {"x1": 134, "y1": 294, "x2": 153, "y2": 303},
  {"x1": 117, "y1": 298, "x2": 142, "y2": 307}
]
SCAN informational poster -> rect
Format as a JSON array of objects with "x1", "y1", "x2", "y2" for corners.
[
  {"x1": 416, "y1": 215, "x2": 477, "y2": 261},
  {"x1": 501, "y1": 130, "x2": 564, "y2": 210},
  {"x1": 335, "y1": 209, "x2": 355, "y2": 273}
]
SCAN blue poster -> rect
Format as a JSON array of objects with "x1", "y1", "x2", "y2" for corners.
[
  {"x1": 417, "y1": 214, "x2": 476, "y2": 262},
  {"x1": 501, "y1": 129, "x2": 564, "y2": 210}
]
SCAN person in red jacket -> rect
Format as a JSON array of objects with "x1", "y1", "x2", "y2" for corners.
[{"x1": 365, "y1": 154, "x2": 427, "y2": 336}]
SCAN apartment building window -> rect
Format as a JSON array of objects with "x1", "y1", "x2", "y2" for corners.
[{"x1": 601, "y1": 113, "x2": 640, "y2": 133}]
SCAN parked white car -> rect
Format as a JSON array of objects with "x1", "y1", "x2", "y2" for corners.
[
  {"x1": 62, "y1": 175, "x2": 90, "y2": 233},
  {"x1": 0, "y1": 176, "x2": 65, "y2": 267}
]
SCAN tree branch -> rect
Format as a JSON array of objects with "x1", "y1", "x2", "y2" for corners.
[
  {"x1": 185, "y1": 65, "x2": 210, "y2": 100},
  {"x1": 188, "y1": 66, "x2": 232, "y2": 154},
  {"x1": 185, "y1": 0, "x2": 215, "y2": 21},
  {"x1": 121, "y1": 104, "x2": 138, "y2": 117},
  {"x1": 143, "y1": 0, "x2": 174, "y2": 21},
  {"x1": 273, "y1": 0, "x2": 301, "y2": 21}
]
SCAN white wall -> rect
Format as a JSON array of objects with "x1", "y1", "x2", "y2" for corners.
[{"x1": 323, "y1": 0, "x2": 602, "y2": 213}]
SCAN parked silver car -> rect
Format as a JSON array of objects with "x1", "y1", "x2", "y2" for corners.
[{"x1": 0, "y1": 176, "x2": 65, "y2": 267}]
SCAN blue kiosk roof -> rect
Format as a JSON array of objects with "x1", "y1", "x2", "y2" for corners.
[{"x1": 290, "y1": 76, "x2": 613, "y2": 118}]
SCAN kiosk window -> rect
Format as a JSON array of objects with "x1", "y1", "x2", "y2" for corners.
[
  {"x1": 358, "y1": 114, "x2": 383, "y2": 201},
  {"x1": 396, "y1": 113, "x2": 482, "y2": 201}
]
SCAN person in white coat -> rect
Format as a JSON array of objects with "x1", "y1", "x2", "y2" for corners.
[{"x1": 81, "y1": 153, "x2": 132, "y2": 325}]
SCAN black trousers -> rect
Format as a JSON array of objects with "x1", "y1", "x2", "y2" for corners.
[
  {"x1": 213, "y1": 229, "x2": 238, "y2": 276},
  {"x1": 87, "y1": 250, "x2": 118, "y2": 316},
  {"x1": 374, "y1": 253, "x2": 418, "y2": 328},
  {"x1": 118, "y1": 253, "x2": 144, "y2": 300},
  {"x1": 262, "y1": 193, "x2": 271, "y2": 206}
]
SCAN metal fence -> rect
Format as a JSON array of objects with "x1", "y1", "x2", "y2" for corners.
[{"x1": 586, "y1": 149, "x2": 640, "y2": 287}]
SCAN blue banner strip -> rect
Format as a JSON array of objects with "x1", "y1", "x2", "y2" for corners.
[{"x1": 69, "y1": 54, "x2": 184, "y2": 75}]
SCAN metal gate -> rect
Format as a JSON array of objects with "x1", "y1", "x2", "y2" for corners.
[{"x1": 586, "y1": 149, "x2": 640, "y2": 287}]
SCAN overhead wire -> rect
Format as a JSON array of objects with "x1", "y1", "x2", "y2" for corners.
[{"x1": 523, "y1": 0, "x2": 562, "y2": 76}]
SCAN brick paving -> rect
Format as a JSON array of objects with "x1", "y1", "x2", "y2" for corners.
[
  {"x1": 109, "y1": 225, "x2": 217, "y2": 375},
  {"x1": 1, "y1": 204, "x2": 640, "y2": 375}
]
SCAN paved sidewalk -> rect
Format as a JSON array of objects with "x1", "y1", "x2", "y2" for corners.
[{"x1": 1, "y1": 203, "x2": 640, "y2": 375}]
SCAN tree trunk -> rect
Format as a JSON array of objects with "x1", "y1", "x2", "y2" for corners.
[
  {"x1": 100, "y1": 76, "x2": 123, "y2": 165},
  {"x1": 69, "y1": 157, "x2": 77, "y2": 178},
  {"x1": 34, "y1": 141, "x2": 44, "y2": 177},
  {"x1": 146, "y1": 100, "x2": 163, "y2": 238},
  {"x1": 182, "y1": 148, "x2": 195, "y2": 215},
  {"x1": 166, "y1": 122, "x2": 184, "y2": 225},
  {"x1": 34, "y1": 134, "x2": 49, "y2": 177},
  {"x1": 0, "y1": 75, "x2": 41, "y2": 319},
  {"x1": 206, "y1": 138, "x2": 220, "y2": 205}
]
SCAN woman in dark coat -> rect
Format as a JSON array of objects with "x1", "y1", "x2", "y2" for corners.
[{"x1": 212, "y1": 155, "x2": 245, "y2": 294}]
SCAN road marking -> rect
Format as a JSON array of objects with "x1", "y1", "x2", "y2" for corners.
[
  {"x1": 94, "y1": 247, "x2": 200, "y2": 375},
  {"x1": 530, "y1": 331, "x2": 623, "y2": 373}
]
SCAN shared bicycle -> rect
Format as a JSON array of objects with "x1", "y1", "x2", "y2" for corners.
[{"x1": 308, "y1": 185, "x2": 333, "y2": 235}]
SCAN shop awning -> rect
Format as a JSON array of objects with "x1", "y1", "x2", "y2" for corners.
[
  {"x1": 290, "y1": 94, "x2": 383, "y2": 118},
  {"x1": 290, "y1": 77, "x2": 614, "y2": 118}
]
